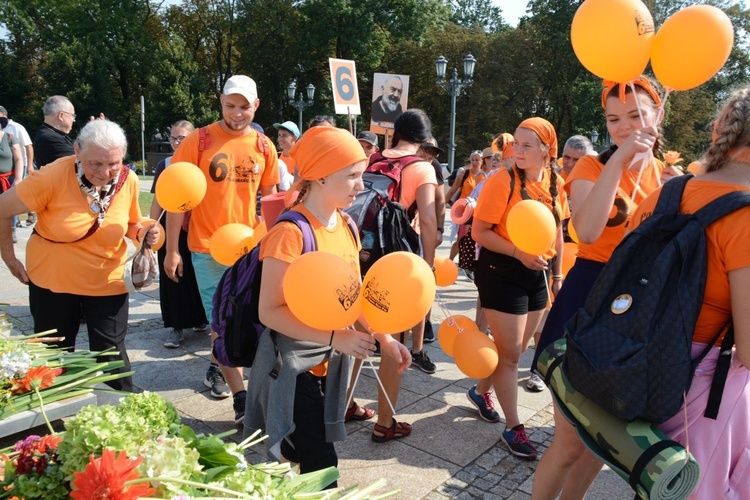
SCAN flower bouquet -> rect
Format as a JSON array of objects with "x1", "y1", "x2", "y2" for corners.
[
  {"x1": 0, "y1": 392, "x2": 396, "y2": 499},
  {"x1": 0, "y1": 330, "x2": 129, "y2": 424},
  {"x1": 662, "y1": 151, "x2": 684, "y2": 170}
]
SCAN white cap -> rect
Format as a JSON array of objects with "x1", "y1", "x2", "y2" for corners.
[{"x1": 223, "y1": 75, "x2": 258, "y2": 103}]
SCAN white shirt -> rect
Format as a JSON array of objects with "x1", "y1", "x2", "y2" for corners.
[{"x1": 5, "y1": 120, "x2": 32, "y2": 167}]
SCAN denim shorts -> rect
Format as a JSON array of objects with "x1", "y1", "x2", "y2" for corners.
[{"x1": 191, "y1": 251, "x2": 229, "y2": 321}]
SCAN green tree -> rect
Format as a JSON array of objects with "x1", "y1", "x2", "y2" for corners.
[{"x1": 450, "y1": 0, "x2": 506, "y2": 33}]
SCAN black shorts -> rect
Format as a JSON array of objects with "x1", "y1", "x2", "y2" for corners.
[{"x1": 475, "y1": 249, "x2": 549, "y2": 315}]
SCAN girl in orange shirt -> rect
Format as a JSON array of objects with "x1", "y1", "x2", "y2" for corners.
[
  {"x1": 532, "y1": 77, "x2": 682, "y2": 499},
  {"x1": 471, "y1": 117, "x2": 568, "y2": 459},
  {"x1": 247, "y1": 126, "x2": 410, "y2": 483},
  {"x1": 630, "y1": 86, "x2": 750, "y2": 499}
]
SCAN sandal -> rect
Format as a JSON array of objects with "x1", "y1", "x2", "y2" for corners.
[
  {"x1": 345, "y1": 401, "x2": 375, "y2": 422},
  {"x1": 371, "y1": 418, "x2": 411, "y2": 443}
]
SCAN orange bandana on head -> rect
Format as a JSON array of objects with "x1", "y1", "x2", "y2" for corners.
[
  {"x1": 517, "y1": 118, "x2": 558, "y2": 159},
  {"x1": 601, "y1": 76, "x2": 663, "y2": 110},
  {"x1": 492, "y1": 133, "x2": 515, "y2": 159},
  {"x1": 290, "y1": 126, "x2": 367, "y2": 181}
]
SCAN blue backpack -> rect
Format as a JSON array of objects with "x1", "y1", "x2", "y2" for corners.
[{"x1": 211, "y1": 210, "x2": 358, "y2": 368}]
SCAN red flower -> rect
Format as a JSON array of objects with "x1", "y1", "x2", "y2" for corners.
[
  {"x1": 10, "y1": 366, "x2": 63, "y2": 395},
  {"x1": 12, "y1": 434, "x2": 63, "y2": 475},
  {"x1": 71, "y1": 449, "x2": 156, "y2": 500}
]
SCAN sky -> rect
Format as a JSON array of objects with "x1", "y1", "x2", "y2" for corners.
[{"x1": 494, "y1": 0, "x2": 529, "y2": 27}]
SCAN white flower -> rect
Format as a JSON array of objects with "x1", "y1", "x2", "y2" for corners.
[{"x1": 0, "y1": 350, "x2": 33, "y2": 379}]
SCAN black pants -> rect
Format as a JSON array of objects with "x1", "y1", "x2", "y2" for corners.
[
  {"x1": 29, "y1": 282, "x2": 133, "y2": 392},
  {"x1": 280, "y1": 372, "x2": 338, "y2": 488}
]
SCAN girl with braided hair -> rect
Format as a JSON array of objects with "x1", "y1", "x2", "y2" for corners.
[
  {"x1": 470, "y1": 117, "x2": 569, "y2": 459},
  {"x1": 629, "y1": 85, "x2": 750, "y2": 499},
  {"x1": 531, "y1": 76, "x2": 683, "y2": 499}
]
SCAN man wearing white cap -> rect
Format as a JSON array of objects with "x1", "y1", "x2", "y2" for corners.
[
  {"x1": 164, "y1": 75, "x2": 279, "y2": 425},
  {"x1": 272, "y1": 120, "x2": 299, "y2": 190}
]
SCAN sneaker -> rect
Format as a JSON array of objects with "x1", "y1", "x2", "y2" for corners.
[
  {"x1": 467, "y1": 385, "x2": 500, "y2": 423},
  {"x1": 423, "y1": 320, "x2": 436, "y2": 343},
  {"x1": 193, "y1": 324, "x2": 210, "y2": 333},
  {"x1": 163, "y1": 329, "x2": 183, "y2": 348},
  {"x1": 25, "y1": 213, "x2": 36, "y2": 226},
  {"x1": 526, "y1": 373, "x2": 545, "y2": 392},
  {"x1": 501, "y1": 424, "x2": 538, "y2": 458},
  {"x1": 233, "y1": 391, "x2": 246, "y2": 425},
  {"x1": 410, "y1": 349, "x2": 436, "y2": 374},
  {"x1": 204, "y1": 364, "x2": 231, "y2": 398}
]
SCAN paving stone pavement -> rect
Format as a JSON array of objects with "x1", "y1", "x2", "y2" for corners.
[{"x1": 0, "y1": 202, "x2": 634, "y2": 499}]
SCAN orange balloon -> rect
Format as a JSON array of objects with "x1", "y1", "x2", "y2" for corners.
[
  {"x1": 209, "y1": 223, "x2": 254, "y2": 266},
  {"x1": 651, "y1": 5, "x2": 734, "y2": 91},
  {"x1": 567, "y1": 219, "x2": 579, "y2": 244},
  {"x1": 438, "y1": 315, "x2": 478, "y2": 357},
  {"x1": 562, "y1": 242, "x2": 578, "y2": 276},
  {"x1": 140, "y1": 218, "x2": 165, "y2": 251},
  {"x1": 687, "y1": 161, "x2": 702, "y2": 175},
  {"x1": 434, "y1": 257, "x2": 459, "y2": 287},
  {"x1": 283, "y1": 251, "x2": 362, "y2": 330},
  {"x1": 507, "y1": 200, "x2": 557, "y2": 256},
  {"x1": 362, "y1": 252, "x2": 436, "y2": 334},
  {"x1": 155, "y1": 162, "x2": 207, "y2": 212},
  {"x1": 252, "y1": 221, "x2": 268, "y2": 245},
  {"x1": 571, "y1": 0, "x2": 654, "y2": 82},
  {"x1": 454, "y1": 329, "x2": 498, "y2": 379}
]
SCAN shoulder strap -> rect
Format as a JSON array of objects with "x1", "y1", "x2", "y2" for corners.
[
  {"x1": 505, "y1": 165, "x2": 516, "y2": 205},
  {"x1": 652, "y1": 173, "x2": 692, "y2": 216},
  {"x1": 274, "y1": 210, "x2": 318, "y2": 253},
  {"x1": 197, "y1": 126, "x2": 211, "y2": 167},
  {"x1": 704, "y1": 324, "x2": 734, "y2": 419},
  {"x1": 460, "y1": 168, "x2": 471, "y2": 188},
  {"x1": 692, "y1": 189, "x2": 750, "y2": 229}
]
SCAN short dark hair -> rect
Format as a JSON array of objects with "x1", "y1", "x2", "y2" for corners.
[{"x1": 392, "y1": 109, "x2": 432, "y2": 148}]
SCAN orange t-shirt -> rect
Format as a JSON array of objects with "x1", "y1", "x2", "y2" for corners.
[
  {"x1": 394, "y1": 157, "x2": 437, "y2": 211},
  {"x1": 281, "y1": 153, "x2": 297, "y2": 176},
  {"x1": 567, "y1": 155, "x2": 665, "y2": 263},
  {"x1": 631, "y1": 180, "x2": 750, "y2": 345},
  {"x1": 458, "y1": 169, "x2": 481, "y2": 199},
  {"x1": 16, "y1": 157, "x2": 141, "y2": 295},
  {"x1": 171, "y1": 122, "x2": 280, "y2": 253},
  {"x1": 474, "y1": 167, "x2": 570, "y2": 260},
  {"x1": 260, "y1": 205, "x2": 362, "y2": 376}
]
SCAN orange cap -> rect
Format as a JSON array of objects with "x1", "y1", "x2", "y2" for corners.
[
  {"x1": 517, "y1": 118, "x2": 557, "y2": 159},
  {"x1": 290, "y1": 126, "x2": 367, "y2": 181}
]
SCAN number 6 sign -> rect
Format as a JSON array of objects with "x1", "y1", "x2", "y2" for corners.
[{"x1": 328, "y1": 58, "x2": 361, "y2": 115}]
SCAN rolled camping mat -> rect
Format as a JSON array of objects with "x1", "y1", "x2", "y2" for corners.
[{"x1": 537, "y1": 338, "x2": 700, "y2": 500}]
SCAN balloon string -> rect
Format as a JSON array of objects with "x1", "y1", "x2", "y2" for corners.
[
  {"x1": 368, "y1": 359, "x2": 396, "y2": 416},
  {"x1": 157, "y1": 209, "x2": 166, "y2": 224},
  {"x1": 630, "y1": 81, "x2": 647, "y2": 128},
  {"x1": 345, "y1": 359, "x2": 362, "y2": 412},
  {"x1": 543, "y1": 271, "x2": 551, "y2": 307},
  {"x1": 434, "y1": 290, "x2": 467, "y2": 334}
]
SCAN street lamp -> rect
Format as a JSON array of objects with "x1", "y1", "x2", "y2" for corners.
[
  {"x1": 590, "y1": 130, "x2": 599, "y2": 148},
  {"x1": 287, "y1": 81, "x2": 315, "y2": 131},
  {"x1": 435, "y1": 54, "x2": 477, "y2": 172}
]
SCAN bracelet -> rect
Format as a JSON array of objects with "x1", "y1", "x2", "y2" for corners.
[
  {"x1": 437, "y1": 227, "x2": 444, "y2": 233},
  {"x1": 328, "y1": 330, "x2": 335, "y2": 346},
  {"x1": 551, "y1": 274, "x2": 564, "y2": 281}
]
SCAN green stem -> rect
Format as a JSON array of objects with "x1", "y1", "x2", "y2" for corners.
[
  {"x1": 33, "y1": 385, "x2": 54, "y2": 435},
  {"x1": 125, "y1": 476, "x2": 249, "y2": 497}
]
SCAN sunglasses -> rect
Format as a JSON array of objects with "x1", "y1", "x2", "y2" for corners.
[{"x1": 312, "y1": 115, "x2": 334, "y2": 124}]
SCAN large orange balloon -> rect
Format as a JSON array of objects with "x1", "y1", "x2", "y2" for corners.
[
  {"x1": 283, "y1": 251, "x2": 362, "y2": 330},
  {"x1": 571, "y1": 0, "x2": 654, "y2": 83},
  {"x1": 362, "y1": 252, "x2": 436, "y2": 334},
  {"x1": 155, "y1": 162, "x2": 207, "y2": 212},
  {"x1": 567, "y1": 219, "x2": 578, "y2": 244},
  {"x1": 209, "y1": 223, "x2": 254, "y2": 266},
  {"x1": 252, "y1": 221, "x2": 268, "y2": 245},
  {"x1": 507, "y1": 200, "x2": 557, "y2": 256},
  {"x1": 454, "y1": 330, "x2": 498, "y2": 379},
  {"x1": 434, "y1": 257, "x2": 459, "y2": 287},
  {"x1": 141, "y1": 218, "x2": 165, "y2": 251},
  {"x1": 438, "y1": 315, "x2": 478, "y2": 357},
  {"x1": 651, "y1": 5, "x2": 734, "y2": 91},
  {"x1": 562, "y1": 242, "x2": 578, "y2": 276}
]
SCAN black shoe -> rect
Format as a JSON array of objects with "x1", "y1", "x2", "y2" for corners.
[
  {"x1": 233, "y1": 391, "x2": 246, "y2": 425},
  {"x1": 410, "y1": 349, "x2": 436, "y2": 374},
  {"x1": 423, "y1": 320, "x2": 436, "y2": 343}
]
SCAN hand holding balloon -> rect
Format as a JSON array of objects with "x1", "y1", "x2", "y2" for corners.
[
  {"x1": 330, "y1": 329, "x2": 376, "y2": 359},
  {"x1": 376, "y1": 334, "x2": 412, "y2": 373}
]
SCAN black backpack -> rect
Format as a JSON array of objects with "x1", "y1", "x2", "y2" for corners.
[
  {"x1": 562, "y1": 174, "x2": 749, "y2": 423},
  {"x1": 344, "y1": 152, "x2": 423, "y2": 275}
]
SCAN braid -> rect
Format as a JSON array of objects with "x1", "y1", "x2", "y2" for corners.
[
  {"x1": 516, "y1": 167, "x2": 531, "y2": 200},
  {"x1": 704, "y1": 88, "x2": 750, "y2": 173},
  {"x1": 288, "y1": 180, "x2": 312, "y2": 210},
  {"x1": 548, "y1": 163, "x2": 562, "y2": 227}
]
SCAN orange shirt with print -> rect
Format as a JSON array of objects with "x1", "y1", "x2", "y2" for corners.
[
  {"x1": 458, "y1": 170, "x2": 480, "y2": 199},
  {"x1": 260, "y1": 204, "x2": 362, "y2": 376},
  {"x1": 171, "y1": 123, "x2": 279, "y2": 253},
  {"x1": 474, "y1": 167, "x2": 570, "y2": 260},
  {"x1": 631, "y1": 180, "x2": 750, "y2": 345},
  {"x1": 567, "y1": 155, "x2": 664, "y2": 263},
  {"x1": 16, "y1": 156, "x2": 141, "y2": 296}
]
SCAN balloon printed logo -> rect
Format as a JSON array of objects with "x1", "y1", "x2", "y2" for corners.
[
  {"x1": 363, "y1": 279, "x2": 390, "y2": 313},
  {"x1": 634, "y1": 9, "x2": 655, "y2": 36},
  {"x1": 336, "y1": 275, "x2": 361, "y2": 311}
]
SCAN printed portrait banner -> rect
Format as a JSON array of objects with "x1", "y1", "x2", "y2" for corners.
[
  {"x1": 370, "y1": 73, "x2": 409, "y2": 134},
  {"x1": 329, "y1": 58, "x2": 361, "y2": 115}
]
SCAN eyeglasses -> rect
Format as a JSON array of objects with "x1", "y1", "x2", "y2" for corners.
[
  {"x1": 62, "y1": 111, "x2": 77, "y2": 120},
  {"x1": 169, "y1": 135, "x2": 186, "y2": 144}
]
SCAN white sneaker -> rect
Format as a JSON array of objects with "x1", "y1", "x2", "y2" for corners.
[{"x1": 526, "y1": 373, "x2": 545, "y2": 392}]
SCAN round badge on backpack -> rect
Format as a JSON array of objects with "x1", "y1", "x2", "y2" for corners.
[{"x1": 611, "y1": 294, "x2": 633, "y2": 314}]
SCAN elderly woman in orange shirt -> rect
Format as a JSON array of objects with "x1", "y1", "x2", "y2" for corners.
[{"x1": 0, "y1": 119, "x2": 161, "y2": 392}]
